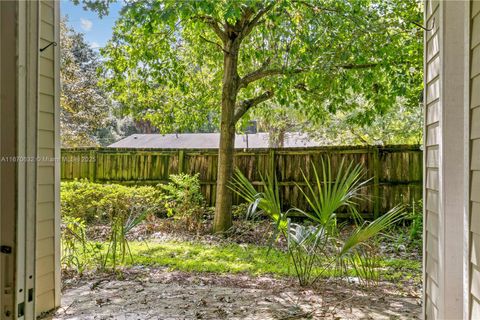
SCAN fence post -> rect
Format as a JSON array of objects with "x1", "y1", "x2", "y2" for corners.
[
  {"x1": 373, "y1": 147, "x2": 380, "y2": 218},
  {"x1": 178, "y1": 150, "x2": 185, "y2": 173},
  {"x1": 269, "y1": 149, "x2": 275, "y2": 179},
  {"x1": 89, "y1": 149, "x2": 96, "y2": 182}
]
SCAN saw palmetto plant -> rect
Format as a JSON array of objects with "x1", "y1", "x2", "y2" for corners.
[{"x1": 231, "y1": 157, "x2": 406, "y2": 286}]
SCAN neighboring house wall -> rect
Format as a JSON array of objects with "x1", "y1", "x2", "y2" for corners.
[
  {"x1": 423, "y1": 1, "x2": 466, "y2": 319},
  {"x1": 470, "y1": 1, "x2": 480, "y2": 318},
  {"x1": 36, "y1": 0, "x2": 60, "y2": 314}
]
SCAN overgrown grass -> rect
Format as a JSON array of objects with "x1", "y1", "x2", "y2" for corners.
[
  {"x1": 80, "y1": 240, "x2": 420, "y2": 284},
  {"x1": 130, "y1": 241, "x2": 290, "y2": 275}
]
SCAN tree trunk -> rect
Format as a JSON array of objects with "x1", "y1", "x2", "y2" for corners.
[
  {"x1": 269, "y1": 127, "x2": 286, "y2": 148},
  {"x1": 213, "y1": 40, "x2": 240, "y2": 233}
]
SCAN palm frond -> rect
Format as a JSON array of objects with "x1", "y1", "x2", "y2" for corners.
[
  {"x1": 339, "y1": 205, "x2": 407, "y2": 257},
  {"x1": 297, "y1": 158, "x2": 368, "y2": 234},
  {"x1": 230, "y1": 168, "x2": 283, "y2": 224}
]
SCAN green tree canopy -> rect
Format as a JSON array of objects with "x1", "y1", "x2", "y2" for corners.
[
  {"x1": 101, "y1": 0, "x2": 422, "y2": 132},
  {"x1": 97, "y1": 0, "x2": 422, "y2": 231},
  {"x1": 61, "y1": 17, "x2": 111, "y2": 147},
  {"x1": 253, "y1": 95, "x2": 423, "y2": 147}
]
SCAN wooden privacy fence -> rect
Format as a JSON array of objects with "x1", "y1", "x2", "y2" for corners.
[{"x1": 61, "y1": 145, "x2": 423, "y2": 218}]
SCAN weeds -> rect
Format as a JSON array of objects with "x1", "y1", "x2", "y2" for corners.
[
  {"x1": 344, "y1": 246, "x2": 380, "y2": 287},
  {"x1": 61, "y1": 216, "x2": 104, "y2": 274},
  {"x1": 407, "y1": 200, "x2": 423, "y2": 243},
  {"x1": 103, "y1": 207, "x2": 149, "y2": 269},
  {"x1": 160, "y1": 173, "x2": 206, "y2": 232}
]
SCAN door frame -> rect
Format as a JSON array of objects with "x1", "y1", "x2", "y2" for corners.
[{"x1": 1, "y1": 1, "x2": 39, "y2": 319}]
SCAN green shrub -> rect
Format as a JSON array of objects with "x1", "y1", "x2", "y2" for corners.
[
  {"x1": 61, "y1": 180, "x2": 161, "y2": 272},
  {"x1": 160, "y1": 173, "x2": 206, "y2": 232},
  {"x1": 61, "y1": 179, "x2": 165, "y2": 222}
]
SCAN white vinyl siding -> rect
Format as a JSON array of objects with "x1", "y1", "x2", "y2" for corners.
[
  {"x1": 36, "y1": 0, "x2": 60, "y2": 315},
  {"x1": 470, "y1": 1, "x2": 480, "y2": 318},
  {"x1": 424, "y1": 0, "x2": 440, "y2": 317},
  {"x1": 423, "y1": 1, "x2": 467, "y2": 318}
]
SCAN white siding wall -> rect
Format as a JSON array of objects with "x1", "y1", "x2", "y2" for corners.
[
  {"x1": 470, "y1": 1, "x2": 480, "y2": 318},
  {"x1": 36, "y1": 0, "x2": 60, "y2": 315},
  {"x1": 424, "y1": 1, "x2": 440, "y2": 318},
  {"x1": 424, "y1": 1, "x2": 466, "y2": 319}
]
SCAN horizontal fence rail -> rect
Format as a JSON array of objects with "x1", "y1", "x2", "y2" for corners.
[{"x1": 61, "y1": 145, "x2": 423, "y2": 218}]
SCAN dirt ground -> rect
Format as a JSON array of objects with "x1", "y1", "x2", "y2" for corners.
[{"x1": 44, "y1": 268, "x2": 421, "y2": 320}]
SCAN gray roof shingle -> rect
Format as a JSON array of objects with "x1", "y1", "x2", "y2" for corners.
[{"x1": 108, "y1": 133, "x2": 320, "y2": 149}]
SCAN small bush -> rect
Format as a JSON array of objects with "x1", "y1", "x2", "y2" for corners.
[
  {"x1": 160, "y1": 173, "x2": 206, "y2": 232},
  {"x1": 61, "y1": 179, "x2": 165, "y2": 223},
  {"x1": 61, "y1": 180, "x2": 162, "y2": 272}
]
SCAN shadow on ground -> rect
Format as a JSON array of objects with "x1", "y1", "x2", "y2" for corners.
[{"x1": 46, "y1": 268, "x2": 421, "y2": 320}]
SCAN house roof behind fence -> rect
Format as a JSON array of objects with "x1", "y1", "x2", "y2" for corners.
[{"x1": 108, "y1": 133, "x2": 321, "y2": 149}]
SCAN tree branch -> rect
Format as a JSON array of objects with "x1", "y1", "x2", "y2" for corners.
[
  {"x1": 199, "y1": 35, "x2": 230, "y2": 54},
  {"x1": 238, "y1": 61, "x2": 380, "y2": 92},
  {"x1": 240, "y1": 69, "x2": 284, "y2": 88},
  {"x1": 338, "y1": 63, "x2": 379, "y2": 69},
  {"x1": 239, "y1": 63, "x2": 306, "y2": 89},
  {"x1": 235, "y1": 7, "x2": 254, "y2": 33},
  {"x1": 194, "y1": 15, "x2": 227, "y2": 43},
  {"x1": 234, "y1": 90, "x2": 274, "y2": 122},
  {"x1": 240, "y1": 2, "x2": 276, "y2": 39},
  {"x1": 350, "y1": 128, "x2": 371, "y2": 145},
  {"x1": 293, "y1": 83, "x2": 323, "y2": 97}
]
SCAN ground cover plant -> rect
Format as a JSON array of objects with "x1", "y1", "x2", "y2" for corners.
[{"x1": 62, "y1": 239, "x2": 420, "y2": 283}]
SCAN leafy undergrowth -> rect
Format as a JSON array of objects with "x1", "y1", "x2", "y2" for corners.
[{"x1": 79, "y1": 240, "x2": 421, "y2": 287}]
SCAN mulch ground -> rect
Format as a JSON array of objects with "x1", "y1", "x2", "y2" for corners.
[{"x1": 44, "y1": 268, "x2": 420, "y2": 320}]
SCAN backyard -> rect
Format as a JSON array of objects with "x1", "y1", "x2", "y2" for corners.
[
  {"x1": 53, "y1": 0, "x2": 425, "y2": 318},
  {"x1": 45, "y1": 147, "x2": 423, "y2": 319}
]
